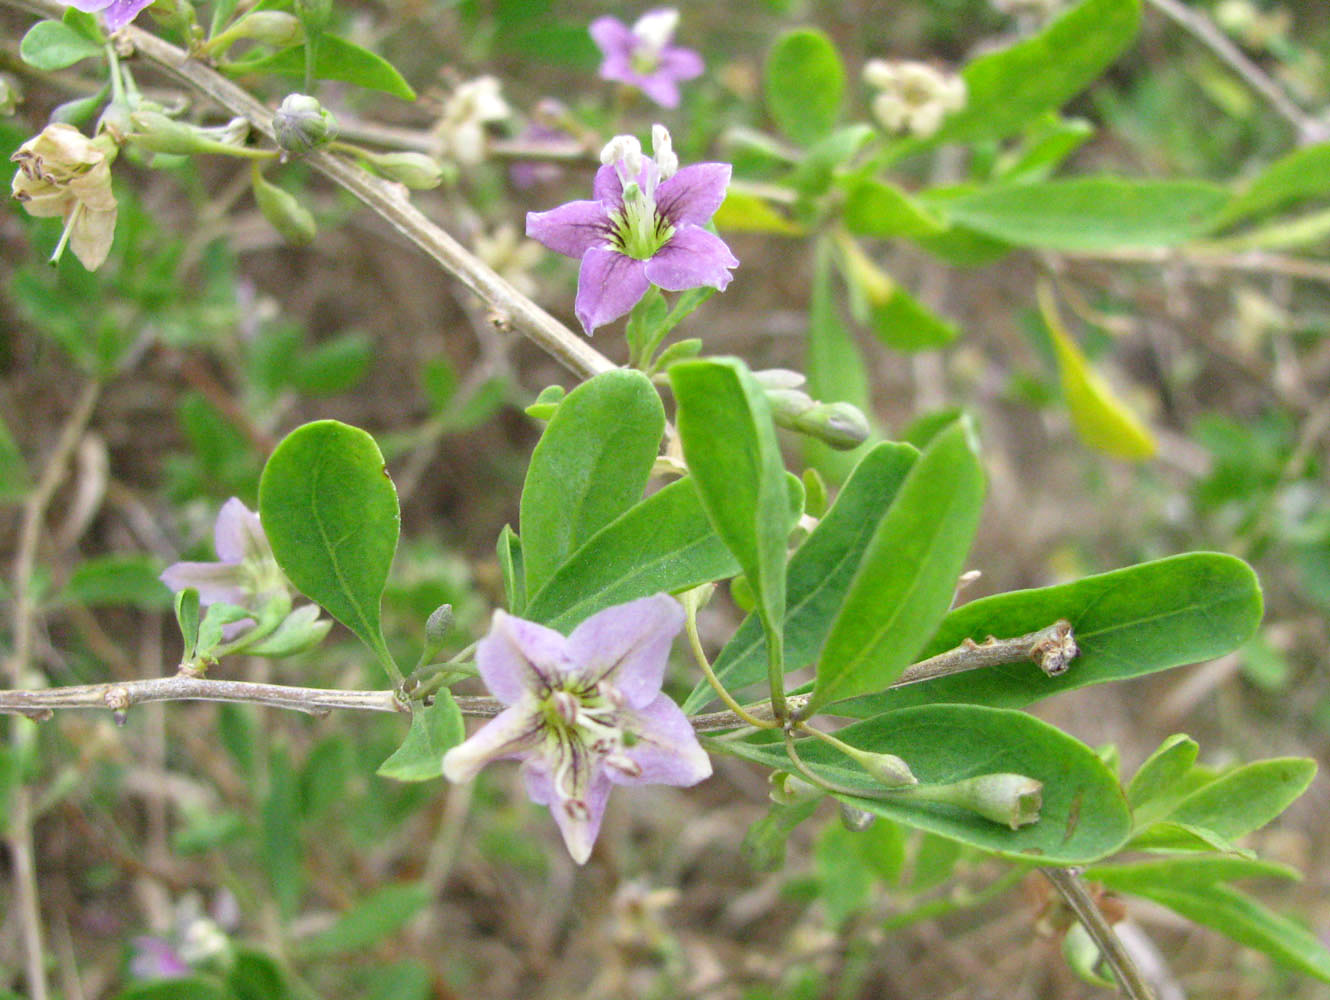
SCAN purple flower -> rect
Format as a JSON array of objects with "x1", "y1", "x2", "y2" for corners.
[
  {"x1": 442, "y1": 594, "x2": 712, "y2": 865},
  {"x1": 60, "y1": 0, "x2": 155, "y2": 32},
  {"x1": 525, "y1": 125, "x2": 738, "y2": 334},
  {"x1": 160, "y1": 498, "x2": 286, "y2": 623},
  {"x1": 127, "y1": 937, "x2": 190, "y2": 981},
  {"x1": 590, "y1": 9, "x2": 703, "y2": 109}
]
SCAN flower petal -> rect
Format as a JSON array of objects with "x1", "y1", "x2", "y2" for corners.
[
  {"x1": 574, "y1": 247, "x2": 650, "y2": 334},
  {"x1": 635, "y1": 73, "x2": 682, "y2": 110},
  {"x1": 618, "y1": 694, "x2": 713, "y2": 786},
  {"x1": 524, "y1": 760, "x2": 612, "y2": 864},
  {"x1": 213, "y1": 498, "x2": 264, "y2": 564},
  {"x1": 525, "y1": 199, "x2": 610, "y2": 259},
  {"x1": 441, "y1": 701, "x2": 545, "y2": 783},
  {"x1": 643, "y1": 227, "x2": 738, "y2": 293},
  {"x1": 659, "y1": 45, "x2": 705, "y2": 82},
  {"x1": 656, "y1": 163, "x2": 731, "y2": 227},
  {"x1": 476, "y1": 610, "x2": 571, "y2": 703},
  {"x1": 158, "y1": 562, "x2": 249, "y2": 606},
  {"x1": 567, "y1": 594, "x2": 684, "y2": 708},
  {"x1": 588, "y1": 15, "x2": 634, "y2": 59},
  {"x1": 590, "y1": 162, "x2": 627, "y2": 208}
]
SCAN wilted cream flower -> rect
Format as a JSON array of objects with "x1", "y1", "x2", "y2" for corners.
[
  {"x1": 474, "y1": 222, "x2": 543, "y2": 297},
  {"x1": 434, "y1": 76, "x2": 510, "y2": 165},
  {"x1": 11, "y1": 123, "x2": 118, "y2": 269},
  {"x1": 863, "y1": 59, "x2": 967, "y2": 138}
]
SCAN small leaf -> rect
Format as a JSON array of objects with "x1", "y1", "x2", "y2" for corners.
[
  {"x1": 1126, "y1": 733, "x2": 1198, "y2": 818},
  {"x1": 765, "y1": 28, "x2": 844, "y2": 146},
  {"x1": 297, "y1": 883, "x2": 432, "y2": 958},
  {"x1": 262, "y1": 746, "x2": 303, "y2": 918},
  {"x1": 496, "y1": 525, "x2": 525, "y2": 615},
  {"x1": 243, "y1": 604, "x2": 332, "y2": 657},
  {"x1": 806, "y1": 238, "x2": 871, "y2": 482},
  {"x1": 1215, "y1": 142, "x2": 1330, "y2": 228},
  {"x1": 519, "y1": 370, "x2": 664, "y2": 597},
  {"x1": 226, "y1": 34, "x2": 416, "y2": 100},
  {"x1": 20, "y1": 20, "x2": 104, "y2": 71},
  {"x1": 292, "y1": 331, "x2": 373, "y2": 396},
  {"x1": 63, "y1": 555, "x2": 172, "y2": 610},
  {"x1": 175, "y1": 588, "x2": 201, "y2": 664},
  {"x1": 935, "y1": 177, "x2": 1229, "y2": 251},
  {"x1": 809, "y1": 419, "x2": 984, "y2": 711},
  {"x1": 1161, "y1": 757, "x2": 1316, "y2": 842},
  {"x1": 842, "y1": 179, "x2": 947, "y2": 240},
  {"x1": 714, "y1": 190, "x2": 804, "y2": 235},
  {"x1": 1085, "y1": 856, "x2": 1301, "y2": 893},
  {"x1": 259, "y1": 420, "x2": 401, "y2": 680},
  {"x1": 113, "y1": 979, "x2": 230, "y2": 1000},
  {"x1": 932, "y1": 0, "x2": 1141, "y2": 145},
  {"x1": 724, "y1": 704, "x2": 1132, "y2": 864},
  {"x1": 1039, "y1": 282, "x2": 1156, "y2": 460},
  {"x1": 228, "y1": 948, "x2": 297, "y2": 1000},
  {"x1": 831, "y1": 552, "x2": 1263, "y2": 718},
  {"x1": 376, "y1": 692, "x2": 464, "y2": 783}
]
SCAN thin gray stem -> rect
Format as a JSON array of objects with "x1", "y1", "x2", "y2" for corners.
[{"x1": 1041, "y1": 867, "x2": 1157, "y2": 1000}]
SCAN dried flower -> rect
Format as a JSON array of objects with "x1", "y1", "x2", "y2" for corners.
[
  {"x1": 442, "y1": 594, "x2": 712, "y2": 864},
  {"x1": 60, "y1": 0, "x2": 155, "y2": 31},
  {"x1": 434, "y1": 76, "x2": 510, "y2": 165},
  {"x1": 474, "y1": 222, "x2": 543, "y2": 297},
  {"x1": 590, "y1": 8, "x2": 703, "y2": 109},
  {"x1": 525, "y1": 124, "x2": 737, "y2": 334},
  {"x1": 863, "y1": 59, "x2": 967, "y2": 138},
  {"x1": 11, "y1": 123, "x2": 118, "y2": 269}
]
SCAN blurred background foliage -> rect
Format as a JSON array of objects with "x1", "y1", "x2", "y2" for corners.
[{"x1": 2, "y1": 0, "x2": 1330, "y2": 997}]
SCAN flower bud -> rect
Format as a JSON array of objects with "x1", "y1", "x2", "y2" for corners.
[
  {"x1": 360, "y1": 150, "x2": 451, "y2": 189},
  {"x1": 229, "y1": 10, "x2": 305, "y2": 47},
  {"x1": 904, "y1": 773, "x2": 1044, "y2": 830},
  {"x1": 250, "y1": 167, "x2": 316, "y2": 245},
  {"x1": 751, "y1": 368, "x2": 806, "y2": 391},
  {"x1": 838, "y1": 800, "x2": 877, "y2": 831},
  {"x1": 273, "y1": 93, "x2": 338, "y2": 156},
  {"x1": 0, "y1": 73, "x2": 20, "y2": 117},
  {"x1": 848, "y1": 748, "x2": 917, "y2": 788},
  {"x1": 769, "y1": 771, "x2": 823, "y2": 806},
  {"x1": 128, "y1": 111, "x2": 219, "y2": 154},
  {"x1": 425, "y1": 604, "x2": 455, "y2": 645},
  {"x1": 793, "y1": 401, "x2": 872, "y2": 450}
]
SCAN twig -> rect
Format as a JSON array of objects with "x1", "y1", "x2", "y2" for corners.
[
  {"x1": 1144, "y1": 0, "x2": 1327, "y2": 145},
  {"x1": 1041, "y1": 867, "x2": 1157, "y2": 1000},
  {"x1": 5, "y1": 0, "x2": 614, "y2": 382}
]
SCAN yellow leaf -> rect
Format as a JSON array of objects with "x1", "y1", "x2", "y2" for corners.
[
  {"x1": 714, "y1": 190, "x2": 803, "y2": 235},
  {"x1": 1038, "y1": 282, "x2": 1156, "y2": 461}
]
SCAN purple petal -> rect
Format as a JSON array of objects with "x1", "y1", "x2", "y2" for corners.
[
  {"x1": 591, "y1": 163, "x2": 626, "y2": 207},
  {"x1": 128, "y1": 937, "x2": 190, "y2": 981},
  {"x1": 618, "y1": 694, "x2": 713, "y2": 786},
  {"x1": 657, "y1": 163, "x2": 732, "y2": 227},
  {"x1": 574, "y1": 248, "x2": 650, "y2": 334},
  {"x1": 213, "y1": 497, "x2": 264, "y2": 564},
  {"x1": 62, "y1": 0, "x2": 155, "y2": 30},
  {"x1": 158, "y1": 562, "x2": 248, "y2": 606},
  {"x1": 643, "y1": 227, "x2": 738, "y2": 293},
  {"x1": 442, "y1": 702, "x2": 545, "y2": 782},
  {"x1": 525, "y1": 200, "x2": 610, "y2": 259},
  {"x1": 567, "y1": 594, "x2": 684, "y2": 708},
  {"x1": 588, "y1": 16, "x2": 634, "y2": 59},
  {"x1": 524, "y1": 761, "x2": 612, "y2": 864},
  {"x1": 476, "y1": 610, "x2": 570, "y2": 703},
  {"x1": 659, "y1": 45, "x2": 705, "y2": 82},
  {"x1": 635, "y1": 73, "x2": 682, "y2": 109}
]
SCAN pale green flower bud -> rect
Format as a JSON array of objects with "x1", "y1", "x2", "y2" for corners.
[
  {"x1": 250, "y1": 168, "x2": 316, "y2": 245},
  {"x1": 838, "y1": 801, "x2": 877, "y2": 831},
  {"x1": 273, "y1": 94, "x2": 338, "y2": 156},
  {"x1": 230, "y1": 11, "x2": 304, "y2": 47},
  {"x1": 793, "y1": 401, "x2": 872, "y2": 450},
  {"x1": 904, "y1": 773, "x2": 1044, "y2": 830},
  {"x1": 360, "y1": 150, "x2": 451, "y2": 189},
  {"x1": 769, "y1": 771, "x2": 823, "y2": 806}
]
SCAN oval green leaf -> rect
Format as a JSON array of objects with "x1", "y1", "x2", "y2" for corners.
[
  {"x1": 764, "y1": 28, "x2": 844, "y2": 146},
  {"x1": 519, "y1": 370, "x2": 665, "y2": 597},
  {"x1": 723, "y1": 704, "x2": 1132, "y2": 864},
  {"x1": 20, "y1": 20, "x2": 103, "y2": 71},
  {"x1": 225, "y1": 34, "x2": 416, "y2": 100},
  {"x1": 258, "y1": 420, "x2": 400, "y2": 679}
]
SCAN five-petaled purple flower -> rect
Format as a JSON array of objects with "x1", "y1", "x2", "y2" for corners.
[
  {"x1": 590, "y1": 9, "x2": 703, "y2": 109},
  {"x1": 61, "y1": 0, "x2": 155, "y2": 31},
  {"x1": 525, "y1": 125, "x2": 738, "y2": 334},
  {"x1": 159, "y1": 498, "x2": 286, "y2": 628},
  {"x1": 442, "y1": 594, "x2": 712, "y2": 865}
]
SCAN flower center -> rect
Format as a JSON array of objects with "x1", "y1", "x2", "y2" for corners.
[
  {"x1": 608, "y1": 182, "x2": 675, "y2": 260},
  {"x1": 539, "y1": 680, "x2": 635, "y2": 800}
]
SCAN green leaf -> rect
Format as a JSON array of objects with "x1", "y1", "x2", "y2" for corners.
[
  {"x1": 932, "y1": 0, "x2": 1141, "y2": 145},
  {"x1": 1084, "y1": 856, "x2": 1301, "y2": 893},
  {"x1": 0, "y1": 414, "x2": 30, "y2": 502},
  {"x1": 723, "y1": 705, "x2": 1132, "y2": 864},
  {"x1": 519, "y1": 370, "x2": 664, "y2": 597},
  {"x1": 806, "y1": 238, "x2": 871, "y2": 482},
  {"x1": 61, "y1": 5, "x2": 104, "y2": 44},
  {"x1": 683, "y1": 441, "x2": 918, "y2": 714},
  {"x1": 292, "y1": 331, "x2": 373, "y2": 396},
  {"x1": 787, "y1": 125, "x2": 875, "y2": 198},
  {"x1": 20, "y1": 20, "x2": 104, "y2": 71},
  {"x1": 934, "y1": 177, "x2": 1230, "y2": 251},
  {"x1": 227, "y1": 34, "x2": 416, "y2": 100},
  {"x1": 526, "y1": 477, "x2": 737, "y2": 632},
  {"x1": 1155, "y1": 758, "x2": 1316, "y2": 843},
  {"x1": 496, "y1": 524, "x2": 525, "y2": 615},
  {"x1": 742, "y1": 798, "x2": 820, "y2": 871},
  {"x1": 1215, "y1": 142, "x2": 1330, "y2": 228},
  {"x1": 996, "y1": 115, "x2": 1095, "y2": 182},
  {"x1": 670, "y1": 358, "x2": 791, "y2": 682},
  {"x1": 376, "y1": 692, "x2": 464, "y2": 782},
  {"x1": 360, "y1": 962, "x2": 431, "y2": 1000},
  {"x1": 809, "y1": 420, "x2": 984, "y2": 711},
  {"x1": 1127, "y1": 820, "x2": 1255, "y2": 857},
  {"x1": 842, "y1": 179, "x2": 947, "y2": 240},
  {"x1": 831, "y1": 553, "x2": 1263, "y2": 717},
  {"x1": 113, "y1": 978, "x2": 231, "y2": 1000},
  {"x1": 297, "y1": 883, "x2": 432, "y2": 958},
  {"x1": 765, "y1": 28, "x2": 844, "y2": 146},
  {"x1": 262, "y1": 745, "x2": 303, "y2": 919},
  {"x1": 1128, "y1": 884, "x2": 1330, "y2": 983},
  {"x1": 714, "y1": 190, "x2": 804, "y2": 235},
  {"x1": 1039, "y1": 283, "x2": 1156, "y2": 460},
  {"x1": 1126, "y1": 733, "x2": 1198, "y2": 816},
  {"x1": 174, "y1": 588, "x2": 201, "y2": 665},
  {"x1": 259, "y1": 420, "x2": 401, "y2": 680},
  {"x1": 62, "y1": 555, "x2": 172, "y2": 610},
  {"x1": 228, "y1": 948, "x2": 296, "y2": 1000},
  {"x1": 243, "y1": 604, "x2": 331, "y2": 657}
]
